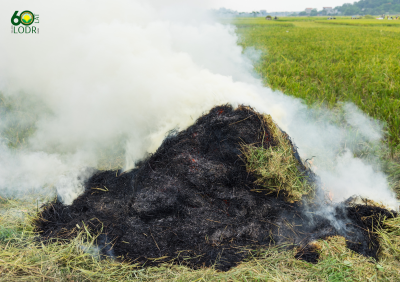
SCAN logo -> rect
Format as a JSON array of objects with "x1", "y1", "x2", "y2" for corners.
[
  {"x1": 11, "y1": 11, "x2": 39, "y2": 34},
  {"x1": 21, "y1": 11, "x2": 34, "y2": 25}
]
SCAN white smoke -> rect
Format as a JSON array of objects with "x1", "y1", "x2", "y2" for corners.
[
  {"x1": 0, "y1": 0, "x2": 396, "y2": 207},
  {"x1": 318, "y1": 150, "x2": 391, "y2": 202}
]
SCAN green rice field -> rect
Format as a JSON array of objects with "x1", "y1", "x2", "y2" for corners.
[
  {"x1": 231, "y1": 17, "x2": 400, "y2": 150},
  {"x1": 1, "y1": 17, "x2": 400, "y2": 281},
  {"x1": 316, "y1": 19, "x2": 400, "y2": 26}
]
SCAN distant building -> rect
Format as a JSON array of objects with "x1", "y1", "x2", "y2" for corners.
[
  {"x1": 305, "y1": 8, "x2": 313, "y2": 14},
  {"x1": 260, "y1": 10, "x2": 267, "y2": 15}
]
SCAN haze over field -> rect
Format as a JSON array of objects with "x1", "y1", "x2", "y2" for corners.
[
  {"x1": 149, "y1": 0, "x2": 355, "y2": 13},
  {"x1": 0, "y1": 0, "x2": 396, "y2": 208},
  {"x1": 210, "y1": 0, "x2": 350, "y2": 12}
]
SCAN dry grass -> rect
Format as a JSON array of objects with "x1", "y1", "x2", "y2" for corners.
[
  {"x1": 241, "y1": 114, "x2": 314, "y2": 202},
  {"x1": 2, "y1": 193, "x2": 400, "y2": 281},
  {"x1": 2, "y1": 196, "x2": 400, "y2": 281},
  {"x1": 377, "y1": 216, "x2": 400, "y2": 261}
]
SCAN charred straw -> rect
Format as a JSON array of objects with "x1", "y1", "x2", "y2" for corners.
[{"x1": 34, "y1": 105, "x2": 397, "y2": 270}]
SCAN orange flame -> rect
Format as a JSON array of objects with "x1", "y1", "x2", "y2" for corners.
[{"x1": 328, "y1": 191, "x2": 334, "y2": 201}]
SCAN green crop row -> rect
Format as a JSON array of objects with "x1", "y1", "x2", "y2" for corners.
[{"x1": 316, "y1": 19, "x2": 400, "y2": 26}]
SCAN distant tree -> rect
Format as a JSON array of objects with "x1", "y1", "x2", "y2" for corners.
[
  {"x1": 344, "y1": 6, "x2": 361, "y2": 15},
  {"x1": 335, "y1": 0, "x2": 400, "y2": 16},
  {"x1": 310, "y1": 9, "x2": 318, "y2": 16},
  {"x1": 394, "y1": 4, "x2": 400, "y2": 12},
  {"x1": 299, "y1": 11, "x2": 307, "y2": 16}
]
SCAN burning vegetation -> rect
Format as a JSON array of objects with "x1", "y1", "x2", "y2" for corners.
[{"x1": 34, "y1": 105, "x2": 396, "y2": 270}]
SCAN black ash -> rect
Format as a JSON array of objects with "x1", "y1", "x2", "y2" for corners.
[{"x1": 34, "y1": 105, "x2": 396, "y2": 270}]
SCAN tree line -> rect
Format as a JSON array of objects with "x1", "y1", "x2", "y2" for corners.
[{"x1": 335, "y1": 0, "x2": 400, "y2": 15}]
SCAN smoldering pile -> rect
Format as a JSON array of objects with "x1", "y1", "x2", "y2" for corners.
[{"x1": 34, "y1": 105, "x2": 396, "y2": 270}]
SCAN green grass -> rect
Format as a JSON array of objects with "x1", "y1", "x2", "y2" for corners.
[
  {"x1": 232, "y1": 19, "x2": 400, "y2": 150},
  {"x1": 0, "y1": 94, "x2": 40, "y2": 149},
  {"x1": 222, "y1": 17, "x2": 360, "y2": 27},
  {"x1": 276, "y1": 16, "x2": 343, "y2": 21},
  {"x1": 224, "y1": 16, "x2": 354, "y2": 24},
  {"x1": 220, "y1": 18, "x2": 295, "y2": 27},
  {"x1": 316, "y1": 19, "x2": 400, "y2": 26}
]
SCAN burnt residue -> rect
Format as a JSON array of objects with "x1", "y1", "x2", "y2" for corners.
[
  {"x1": 278, "y1": 202, "x2": 395, "y2": 264},
  {"x1": 34, "y1": 105, "x2": 396, "y2": 270},
  {"x1": 295, "y1": 243, "x2": 321, "y2": 263}
]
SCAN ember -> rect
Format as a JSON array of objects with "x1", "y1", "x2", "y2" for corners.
[
  {"x1": 34, "y1": 105, "x2": 396, "y2": 270},
  {"x1": 329, "y1": 191, "x2": 334, "y2": 201}
]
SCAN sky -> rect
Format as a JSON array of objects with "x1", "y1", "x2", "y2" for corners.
[{"x1": 208, "y1": 0, "x2": 354, "y2": 12}]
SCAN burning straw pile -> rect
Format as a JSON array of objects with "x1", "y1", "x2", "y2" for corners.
[{"x1": 34, "y1": 105, "x2": 396, "y2": 270}]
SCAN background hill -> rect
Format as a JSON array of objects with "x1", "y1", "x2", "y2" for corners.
[{"x1": 335, "y1": 0, "x2": 400, "y2": 15}]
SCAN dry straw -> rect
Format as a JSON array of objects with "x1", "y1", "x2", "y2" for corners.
[{"x1": 241, "y1": 114, "x2": 315, "y2": 202}]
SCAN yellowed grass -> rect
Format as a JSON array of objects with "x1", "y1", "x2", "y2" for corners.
[{"x1": 241, "y1": 114, "x2": 314, "y2": 202}]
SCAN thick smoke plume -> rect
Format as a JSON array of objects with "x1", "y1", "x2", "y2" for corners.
[{"x1": 0, "y1": 0, "x2": 396, "y2": 207}]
